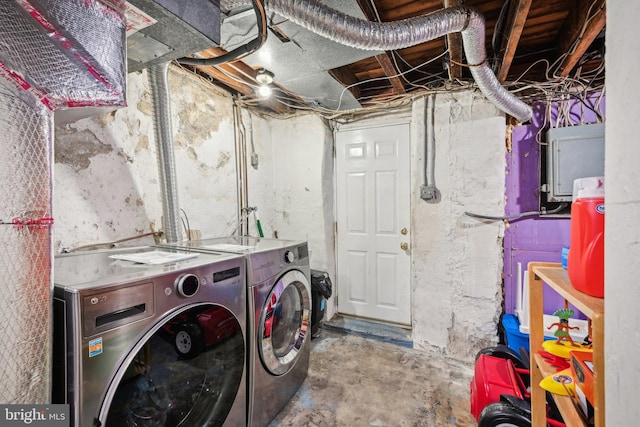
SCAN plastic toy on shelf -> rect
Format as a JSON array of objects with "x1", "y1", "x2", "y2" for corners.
[
  {"x1": 542, "y1": 305, "x2": 593, "y2": 360},
  {"x1": 548, "y1": 308, "x2": 580, "y2": 346}
]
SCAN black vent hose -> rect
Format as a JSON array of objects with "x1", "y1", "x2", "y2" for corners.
[{"x1": 177, "y1": 0, "x2": 267, "y2": 66}]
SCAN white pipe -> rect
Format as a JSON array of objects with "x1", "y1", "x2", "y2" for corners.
[
  {"x1": 426, "y1": 94, "x2": 436, "y2": 187},
  {"x1": 221, "y1": 0, "x2": 532, "y2": 122}
]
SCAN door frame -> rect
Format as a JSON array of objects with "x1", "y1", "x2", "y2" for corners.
[{"x1": 332, "y1": 116, "x2": 413, "y2": 326}]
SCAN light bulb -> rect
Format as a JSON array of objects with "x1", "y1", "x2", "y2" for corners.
[{"x1": 258, "y1": 84, "x2": 272, "y2": 98}]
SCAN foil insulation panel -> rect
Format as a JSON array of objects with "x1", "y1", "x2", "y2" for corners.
[
  {"x1": 0, "y1": 78, "x2": 53, "y2": 404},
  {"x1": 0, "y1": 0, "x2": 127, "y2": 403},
  {"x1": 0, "y1": 0, "x2": 126, "y2": 111}
]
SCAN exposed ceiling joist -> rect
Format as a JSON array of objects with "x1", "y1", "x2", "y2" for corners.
[
  {"x1": 557, "y1": 0, "x2": 606, "y2": 77},
  {"x1": 327, "y1": 68, "x2": 362, "y2": 101},
  {"x1": 443, "y1": 0, "x2": 463, "y2": 80},
  {"x1": 495, "y1": 0, "x2": 533, "y2": 82},
  {"x1": 375, "y1": 53, "x2": 405, "y2": 94}
]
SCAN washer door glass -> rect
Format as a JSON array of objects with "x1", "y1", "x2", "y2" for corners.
[
  {"x1": 104, "y1": 304, "x2": 244, "y2": 426},
  {"x1": 259, "y1": 270, "x2": 310, "y2": 375}
]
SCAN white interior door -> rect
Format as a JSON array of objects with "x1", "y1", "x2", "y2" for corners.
[{"x1": 336, "y1": 123, "x2": 411, "y2": 325}]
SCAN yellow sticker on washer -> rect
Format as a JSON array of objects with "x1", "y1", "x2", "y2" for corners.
[{"x1": 89, "y1": 337, "x2": 103, "y2": 357}]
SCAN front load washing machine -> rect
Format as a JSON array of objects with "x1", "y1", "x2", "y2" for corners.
[
  {"x1": 52, "y1": 246, "x2": 247, "y2": 427},
  {"x1": 156, "y1": 237, "x2": 311, "y2": 427}
]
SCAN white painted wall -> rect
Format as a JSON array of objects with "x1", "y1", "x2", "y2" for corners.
[
  {"x1": 605, "y1": 4, "x2": 639, "y2": 425},
  {"x1": 266, "y1": 115, "x2": 337, "y2": 318},
  {"x1": 410, "y1": 93, "x2": 505, "y2": 360}
]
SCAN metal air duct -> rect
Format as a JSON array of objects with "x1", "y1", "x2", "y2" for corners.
[
  {"x1": 148, "y1": 63, "x2": 181, "y2": 243},
  {"x1": 125, "y1": 0, "x2": 221, "y2": 72}
]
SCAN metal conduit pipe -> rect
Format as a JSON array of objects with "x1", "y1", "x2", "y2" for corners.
[
  {"x1": 148, "y1": 63, "x2": 182, "y2": 243},
  {"x1": 221, "y1": 0, "x2": 532, "y2": 122}
]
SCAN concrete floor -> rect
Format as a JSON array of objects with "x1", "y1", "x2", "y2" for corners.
[{"x1": 269, "y1": 325, "x2": 476, "y2": 427}]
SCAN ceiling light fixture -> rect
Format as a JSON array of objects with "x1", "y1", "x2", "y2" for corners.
[{"x1": 256, "y1": 68, "x2": 274, "y2": 99}]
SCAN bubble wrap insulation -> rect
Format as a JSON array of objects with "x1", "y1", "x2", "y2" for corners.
[
  {"x1": 0, "y1": 0, "x2": 126, "y2": 109},
  {"x1": 0, "y1": 78, "x2": 53, "y2": 404}
]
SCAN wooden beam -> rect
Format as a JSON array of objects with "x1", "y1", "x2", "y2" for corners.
[
  {"x1": 360, "y1": 87, "x2": 398, "y2": 101},
  {"x1": 495, "y1": 0, "x2": 533, "y2": 82},
  {"x1": 355, "y1": 0, "x2": 378, "y2": 22},
  {"x1": 355, "y1": 0, "x2": 405, "y2": 94},
  {"x1": 557, "y1": 0, "x2": 606, "y2": 77},
  {"x1": 328, "y1": 67, "x2": 361, "y2": 101},
  {"x1": 375, "y1": 53, "x2": 405, "y2": 94},
  {"x1": 443, "y1": 0, "x2": 463, "y2": 80}
]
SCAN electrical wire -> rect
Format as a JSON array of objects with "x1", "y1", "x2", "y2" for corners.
[
  {"x1": 465, "y1": 203, "x2": 569, "y2": 222},
  {"x1": 491, "y1": 0, "x2": 511, "y2": 66},
  {"x1": 180, "y1": 208, "x2": 192, "y2": 240},
  {"x1": 333, "y1": 49, "x2": 453, "y2": 111},
  {"x1": 177, "y1": 0, "x2": 267, "y2": 66},
  {"x1": 391, "y1": 50, "x2": 451, "y2": 91}
]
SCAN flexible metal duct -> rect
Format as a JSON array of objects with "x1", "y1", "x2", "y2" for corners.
[
  {"x1": 149, "y1": 63, "x2": 182, "y2": 243},
  {"x1": 220, "y1": 0, "x2": 532, "y2": 122}
]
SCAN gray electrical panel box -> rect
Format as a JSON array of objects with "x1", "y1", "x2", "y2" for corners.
[{"x1": 545, "y1": 123, "x2": 605, "y2": 202}]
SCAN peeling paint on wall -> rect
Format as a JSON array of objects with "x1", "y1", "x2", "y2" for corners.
[
  {"x1": 54, "y1": 127, "x2": 113, "y2": 171},
  {"x1": 136, "y1": 92, "x2": 153, "y2": 116},
  {"x1": 170, "y1": 68, "x2": 233, "y2": 147},
  {"x1": 91, "y1": 110, "x2": 117, "y2": 127},
  {"x1": 53, "y1": 63, "x2": 266, "y2": 253},
  {"x1": 216, "y1": 151, "x2": 232, "y2": 169},
  {"x1": 136, "y1": 135, "x2": 149, "y2": 154}
]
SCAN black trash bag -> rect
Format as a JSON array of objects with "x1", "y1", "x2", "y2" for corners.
[{"x1": 310, "y1": 269, "x2": 332, "y2": 299}]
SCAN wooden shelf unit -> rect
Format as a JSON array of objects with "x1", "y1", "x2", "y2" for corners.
[{"x1": 528, "y1": 262, "x2": 605, "y2": 427}]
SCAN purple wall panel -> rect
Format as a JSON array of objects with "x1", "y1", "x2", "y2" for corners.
[
  {"x1": 509, "y1": 219, "x2": 570, "y2": 252},
  {"x1": 506, "y1": 122, "x2": 541, "y2": 215},
  {"x1": 504, "y1": 95, "x2": 604, "y2": 319}
]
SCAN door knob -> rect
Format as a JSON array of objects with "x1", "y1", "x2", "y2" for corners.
[
  {"x1": 400, "y1": 242, "x2": 409, "y2": 250},
  {"x1": 401, "y1": 228, "x2": 408, "y2": 235}
]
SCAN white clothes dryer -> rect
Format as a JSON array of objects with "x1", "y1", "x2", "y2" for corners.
[
  {"x1": 52, "y1": 246, "x2": 247, "y2": 427},
  {"x1": 157, "y1": 237, "x2": 311, "y2": 427}
]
